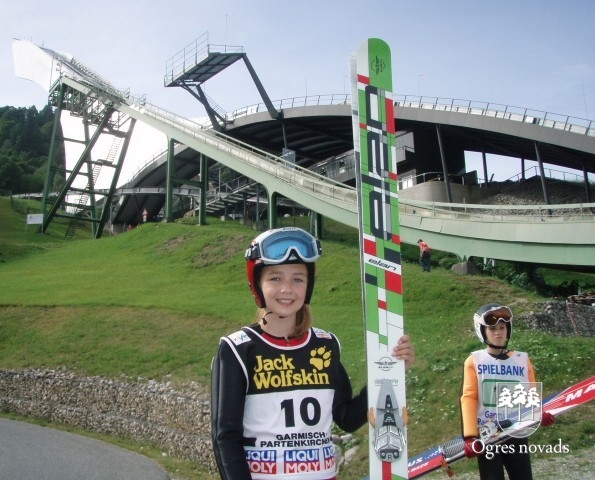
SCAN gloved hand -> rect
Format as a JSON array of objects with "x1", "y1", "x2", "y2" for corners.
[
  {"x1": 541, "y1": 412, "x2": 555, "y2": 427},
  {"x1": 463, "y1": 437, "x2": 483, "y2": 458}
]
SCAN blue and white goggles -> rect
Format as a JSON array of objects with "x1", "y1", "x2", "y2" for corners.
[{"x1": 245, "y1": 227, "x2": 322, "y2": 264}]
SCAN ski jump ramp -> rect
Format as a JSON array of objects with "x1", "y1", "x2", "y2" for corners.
[
  {"x1": 12, "y1": 39, "x2": 595, "y2": 267},
  {"x1": 115, "y1": 89, "x2": 595, "y2": 266}
]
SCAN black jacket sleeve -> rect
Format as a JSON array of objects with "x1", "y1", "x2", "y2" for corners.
[
  {"x1": 331, "y1": 361, "x2": 368, "y2": 432},
  {"x1": 211, "y1": 340, "x2": 252, "y2": 480}
]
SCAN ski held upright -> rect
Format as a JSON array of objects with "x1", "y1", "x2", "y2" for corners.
[{"x1": 350, "y1": 38, "x2": 407, "y2": 480}]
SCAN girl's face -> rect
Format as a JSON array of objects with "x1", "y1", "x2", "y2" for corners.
[
  {"x1": 260, "y1": 263, "x2": 308, "y2": 319},
  {"x1": 485, "y1": 322, "x2": 508, "y2": 348}
]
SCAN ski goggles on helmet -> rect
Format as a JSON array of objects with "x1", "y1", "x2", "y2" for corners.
[
  {"x1": 245, "y1": 227, "x2": 322, "y2": 264},
  {"x1": 479, "y1": 305, "x2": 513, "y2": 326}
]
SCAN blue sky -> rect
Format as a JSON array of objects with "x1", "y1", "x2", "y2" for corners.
[{"x1": 2, "y1": 0, "x2": 594, "y2": 180}]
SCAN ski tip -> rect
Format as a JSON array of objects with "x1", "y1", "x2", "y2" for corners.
[
  {"x1": 354, "y1": 38, "x2": 393, "y2": 91},
  {"x1": 369, "y1": 37, "x2": 390, "y2": 46},
  {"x1": 357, "y1": 37, "x2": 391, "y2": 52}
]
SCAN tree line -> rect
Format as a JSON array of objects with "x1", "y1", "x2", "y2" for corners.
[{"x1": 0, "y1": 105, "x2": 64, "y2": 194}]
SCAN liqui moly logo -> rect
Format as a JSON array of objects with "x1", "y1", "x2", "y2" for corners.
[
  {"x1": 246, "y1": 449, "x2": 276, "y2": 475},
  {"x1": 323, "y1": 445, "x2": 336, "y2": 471},
  {"x1": 284, "y1": 449, "x2": 321, "y2": 474}
]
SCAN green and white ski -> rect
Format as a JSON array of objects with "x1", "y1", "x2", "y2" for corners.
[{"x1": 350, "y1": 38, "x2": 407, "y2": 480}]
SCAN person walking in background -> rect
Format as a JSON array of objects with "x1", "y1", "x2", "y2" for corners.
[
  {"x1": 417, "y1": 239, "x2": 431, "y2": 272},
  {"x1": 211, "y1": 227, "x2": 415, "y2": 480},
  {"x1": 460, "y1": 303, "x2": 555, "y2": 480}
]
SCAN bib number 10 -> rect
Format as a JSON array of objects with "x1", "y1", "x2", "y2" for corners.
[{"x1": 281, "y1": 397, "x2": 321, "y2": 427}]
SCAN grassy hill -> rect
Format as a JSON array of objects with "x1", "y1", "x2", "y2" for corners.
[{"x1": 0, "y1": 196, "x2": 593, "y2": 479}]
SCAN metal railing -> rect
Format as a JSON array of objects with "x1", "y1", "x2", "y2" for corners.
[
  {"x1": 164, "y1": 32, "x2": 244, "y2": 86},
  {"x1": 399, "y1": 198, "x2": 595, "y2": 223},
  {"x1": 225, "y1": 93, "x2": 594, "y2": 137},
  {"x1": 503, "y1": 165, "x2": 586, "y2": 184},
  {"x1": 226, "y1": 94, "x2": 350, "y2": 122},
  {"x1": 394, "y1": 95, "x2": 594, "y2": 137},
  {"x1": 126, "y1": 101, "x2": 357, "y2": 206}
]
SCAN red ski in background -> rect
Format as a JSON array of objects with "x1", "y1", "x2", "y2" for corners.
[{"x1": 408, "y1": 375, "x2": 595, "y2": 479}]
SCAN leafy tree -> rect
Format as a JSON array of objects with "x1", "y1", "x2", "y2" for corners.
[
  {"x1": 0, "y1": 105, "x2": 59, "y2": 194},
  {"x1": 0, "y1": 157, "x2": 24, "y2": 191}
]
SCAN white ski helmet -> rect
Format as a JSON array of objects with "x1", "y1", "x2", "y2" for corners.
[{"x1": 473, "y1": 303, "x2": 513, "y2": 345}]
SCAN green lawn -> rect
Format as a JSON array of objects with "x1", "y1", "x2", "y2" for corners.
[{"x1": 0, "y1": 196, "x2": 592, "y2": 479}]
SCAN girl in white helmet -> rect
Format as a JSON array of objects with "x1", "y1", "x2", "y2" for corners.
[
  {"x1": 211, "y1": 227, "x2": 414, "y2": 480},
  {"x1": 460, "y1": 303, "x2": 555, "y2": 480}
]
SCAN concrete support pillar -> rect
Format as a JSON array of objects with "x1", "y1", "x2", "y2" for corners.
[
  {"x1": 582, "y1": 164, "x2": 592, "y2": 203},
  {"x1": 199, "y1": 153, "x2": 207, "y2": 225},
  {"x1": 165, "y1": 138, "x2": 175, "y2": 222},
  {"x1": 310, "y1": 212, "x2": 323, "y2": 238},
  {"x1": 534, "y1": 141, "x2": 551, "y2": 205},
  {"x1": 481, "y1": 148, "x2": 488, "y2": 186},
  {"x1": 268, "y1": 191, "x2": 277, "y2": 229},
  {"x1": 436, "y1": 124, "x2": 453, "y2": 203}
]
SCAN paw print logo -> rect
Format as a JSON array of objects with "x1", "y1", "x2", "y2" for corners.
[{"x1": 310, "y1": 346, "x2": 332, "y2": 370}]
